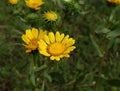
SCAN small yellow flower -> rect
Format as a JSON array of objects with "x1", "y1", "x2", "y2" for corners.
[
  {"x1": 25, "y1": 0, "x2": 44, "y2": 10},
  {"x1": 38, "y1": 31, "x2": 76, "y2": 61},
  {"x1": 9, "y1": 0, "x2": 18, "y2": 4},
  {"x1": 107, "y1": 0, "x2": 120, "y2": 4},
  {"x1": 21, "y1": 28, "x2": 47, "y2": 53},
  {"x1": 44, "y1": 11, "x2": 58, "y2": 21}
]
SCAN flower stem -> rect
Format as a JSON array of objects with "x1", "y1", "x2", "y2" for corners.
[{"x1": 42, "y1": 80, "x2": 45, "y2": 91}]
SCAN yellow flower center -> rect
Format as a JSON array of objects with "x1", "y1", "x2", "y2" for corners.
[
  {"x1": 27, "y1": 39, "x2": 38, "y2": 50},
  {"x1": 45, "y1": 12, "x2": 57, "y2": 21},
  {"x1": 48, "y1": 42, "x2": 66, "y2": 56}
]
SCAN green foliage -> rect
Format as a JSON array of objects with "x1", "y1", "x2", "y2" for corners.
[{"x1": 0, "y1": 0, "x2": 120, "y2": 91}]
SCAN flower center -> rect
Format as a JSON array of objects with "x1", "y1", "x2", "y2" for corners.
[
  {"x1": 48, "y1": 42, "x2": 66, "y2": 56},
  {"x1": 27, "y1": 39, "x2": 38, "y2": 50},
  {"x1": 46, "y1": 13, "x2": 57, "y2": 21}
]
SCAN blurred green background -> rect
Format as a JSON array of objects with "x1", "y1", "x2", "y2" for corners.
[{"x1": 0, "y1": 0, "x2": 120, "y2": 91}]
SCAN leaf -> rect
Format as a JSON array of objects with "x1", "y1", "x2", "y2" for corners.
[
  {"x1": 35, "y1": 64, "x2": 47, "y2": 72},
  {"x1": 26, "y1": 13, "x2": 38, "y2": 20},
  {"x1": 106, "y1": 29, "x2": 120, "y2": 39},
  {"x1": 43, "y1": 71, "x2": 52, "y2": 82},
  {"x1": 95, "y1": 27, "x2": 110, "y2": 34},
  {"x1": 89, "y1": 34, "x2": 103, "y2": 57},
  {"x1": 107, "y1": 79, "x2": 120, "y2": 87}
]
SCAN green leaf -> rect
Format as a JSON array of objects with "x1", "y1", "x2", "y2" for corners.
[
  {"x1": 35, "y1": 64, "x2": 47, "y2": 72},
  {"x1": 26, "y1": 13, "x2": 38, "y2": 20},
  {"x1": 111, "y1": 87, "x2": 118, "y2": 91},
  {"x1": 43, "y1": 71, "x2": 52, "y2": 82},
  {"x1": 95, "y1": 27, "x2": 110, "y2": 34},
  {"x1": 89, "y1": 34, "x2": 103, "y2": 57},
  {"x1": 106, "y1": 29, "x2": 120, "y2": 39},
  {"x1": 107, "y1": 79, "x2": 120, "y2": 87}
]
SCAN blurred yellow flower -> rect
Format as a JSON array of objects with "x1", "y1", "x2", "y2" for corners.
[
  {"x1": 107, "y1": 0, "x2": 120, "y2": 4},
  {"x1": 25, "y1": 0, "x2": 44, "y2": 10},
  {"x1": 38, "y1": 31, "x2": 76, "y2": 61},
  {"x1": 9, "y1": 0, "x2": 18, "y2": 4},
  {"x1": 21, "y1": 28, "x2": 47, "y2": 53},
  {"x1": 44, "y1": 11, "x2": 58, "y2": 21}
]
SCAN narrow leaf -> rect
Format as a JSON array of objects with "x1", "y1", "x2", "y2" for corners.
[{"x1": 89, "y1": 34, "x2": 103, "y2": 57}]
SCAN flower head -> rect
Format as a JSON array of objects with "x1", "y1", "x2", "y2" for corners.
[
  {"x1": 107, "y1": 0, "x2": 120, "y2": 4},
  {"x1": 38, "y1": 31, "x2": 76, "y2": 61},
  {"x1": 21, "y1": 28, "x2": 46, "y2": 53},
  {"x1": 9, "y1": 0, "x2": 18, "y2": 4},
  {"x1": 44, "y1": 11, "x2": 58, "y2": 21},
  {"x1": 25, "y1": 0, "x2": 44, "y2": 10}
]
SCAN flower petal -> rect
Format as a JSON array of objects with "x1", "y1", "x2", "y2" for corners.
[
  {"x1": 64, "y1": 46, "x2": 76, "y2": 54},
  {"x1": 38, "y1": 40, "x2": 47, "y2": 50},
  {"x1": 26, "y1": 29, "x2": 33, "y2": 39},
  {"x1": 21, "y1": 34, "x2": 30, "y2": 44},
  {"x1": 65, "y1": 38, "x2": 75, "y2": 47},
  {"x1": 38, "y1": 29, "x2": 47, "y2": 40},
  {"x1": 26, "y1": 49, "x2": 32, "y2": 53},
  {"x1": 59, "y1": 33, "x2": 65, "y2": 42},
  {"x1": 48, "y1": 32, "x2": 55, "y2": 43},
  {"x1": 32, "y1": 28, "x2": 38, "y2": 39},
  {"x1": 44, "y1": 35, "x2": 50, "y2": 44},
  {"x1": 40, "y1": 50, "x2": 50, "y2": 56},
  {"x1": 64, "y1": 54, "x2": 70, "y2": 58},
  {"x1": 55, "y1": 31, "x2": 61, "y2": 42},
  {"x1": 50, "y1": 56, "x2": 60, "y2": 61},
  {"x1": 62, "y1": 35, "x2": 69, "y2": 44}
]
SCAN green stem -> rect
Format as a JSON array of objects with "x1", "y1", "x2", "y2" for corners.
[
  {"x1": 42, "y1": 79, "x2": 45, "y2": 91},
  {"x1": 94, "y1": 57, "x2": 105, "y2": 91},
  {"x1": 29, "y1": 53, "x2": 38, "y2": 90},
  {"x1": 94, "y1": 39, "x2": 107, "y2": 91}
]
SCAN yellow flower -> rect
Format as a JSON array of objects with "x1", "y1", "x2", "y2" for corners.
[
  {"x1": 21, "y1": 28, "x2": 47, "y2": 53},
  {"x1": 9, "y1": 0, "x2": 18, "y2": 4},
  {"x1": 44, "y1": 11, "x2": 58, "y2": 21},
  {"x1": 25, "y1": 0, "x2": 44, "y2": 10},
  {"x1": 107, "y1": 0, "x2": 120, "y2": 4},
  {"x1": 38, "y1": 31, "x2": 76, "y2": 61}
]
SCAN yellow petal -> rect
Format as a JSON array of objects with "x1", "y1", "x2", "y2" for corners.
[
  {"x1": 55, "y1": 32, "x2": 64, "y2": 42},
  {"x1": 26, "y1": 29, "x2": 33, "y2": 39},
  {"x1": 50, "y1": 56, "x2": 55, "y2": 60},
  {"x1": 59, "y1": 33, "x2": 65, "y2": 42},
  {"x1": 38, "y1": 29, "x2": 47, "y2": 40},
  {"x1": 54, "y1": 57, "x2": 60, "y2": 61},
  {"x1": 48, "y1": 32, "x2": 55, "y2": 43},
  {"x1": 55, "y1": 31, "x2": 61, "y2": 42},
  {"x1": 62, "y1": 35, "x2": 69, "y2": 44},
  {"x1": 26, "y1": 49, "x2": 32, "y2": 53},
  {"x1": 32, "y1": 28, "x2": 38, "y2": 39},
  {"x1": 64, "y1": 54, "x2": 70, "y2": 58},
  {"x1": 40, "y1": 50, "x2": 50, "y2": 56},
  {"x1": 65, "y1": 38, "x2": 75, "y2": 47},
  {"x1": 64, "y1": 46, "x2": 76, "y2": 54},
  {"x1": 38, "y1": 40, "x2": 47, "y2": 50},
  {"x1": 50, "y1": 56, "x2": 60, "y2": 61},
  {"x1": 21, "y1": 34, "x2": 30, "y2": 44},
  {"x1": 44, "y1": 35, "x2": 50, "y2": 44}
]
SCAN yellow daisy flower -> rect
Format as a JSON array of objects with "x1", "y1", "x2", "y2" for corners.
[
  {"x1": 21, "y1": 28, "x2": 47, "y2": 53},
  {"x1": 38, "y1": 31, "x2": 76, "y2": 61},
  {"x1": 25, "y1": 0, "x2": 44, "y2": 10},
  {"x1": 44, "y1": 11, "x2": 58, "y2": 21},
  {"x1": 107, "y1": 0, "x2": 120, "y2": 4},
  {"x1": 9, "y1": 0, "x2": 18, "y2": 4}
]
